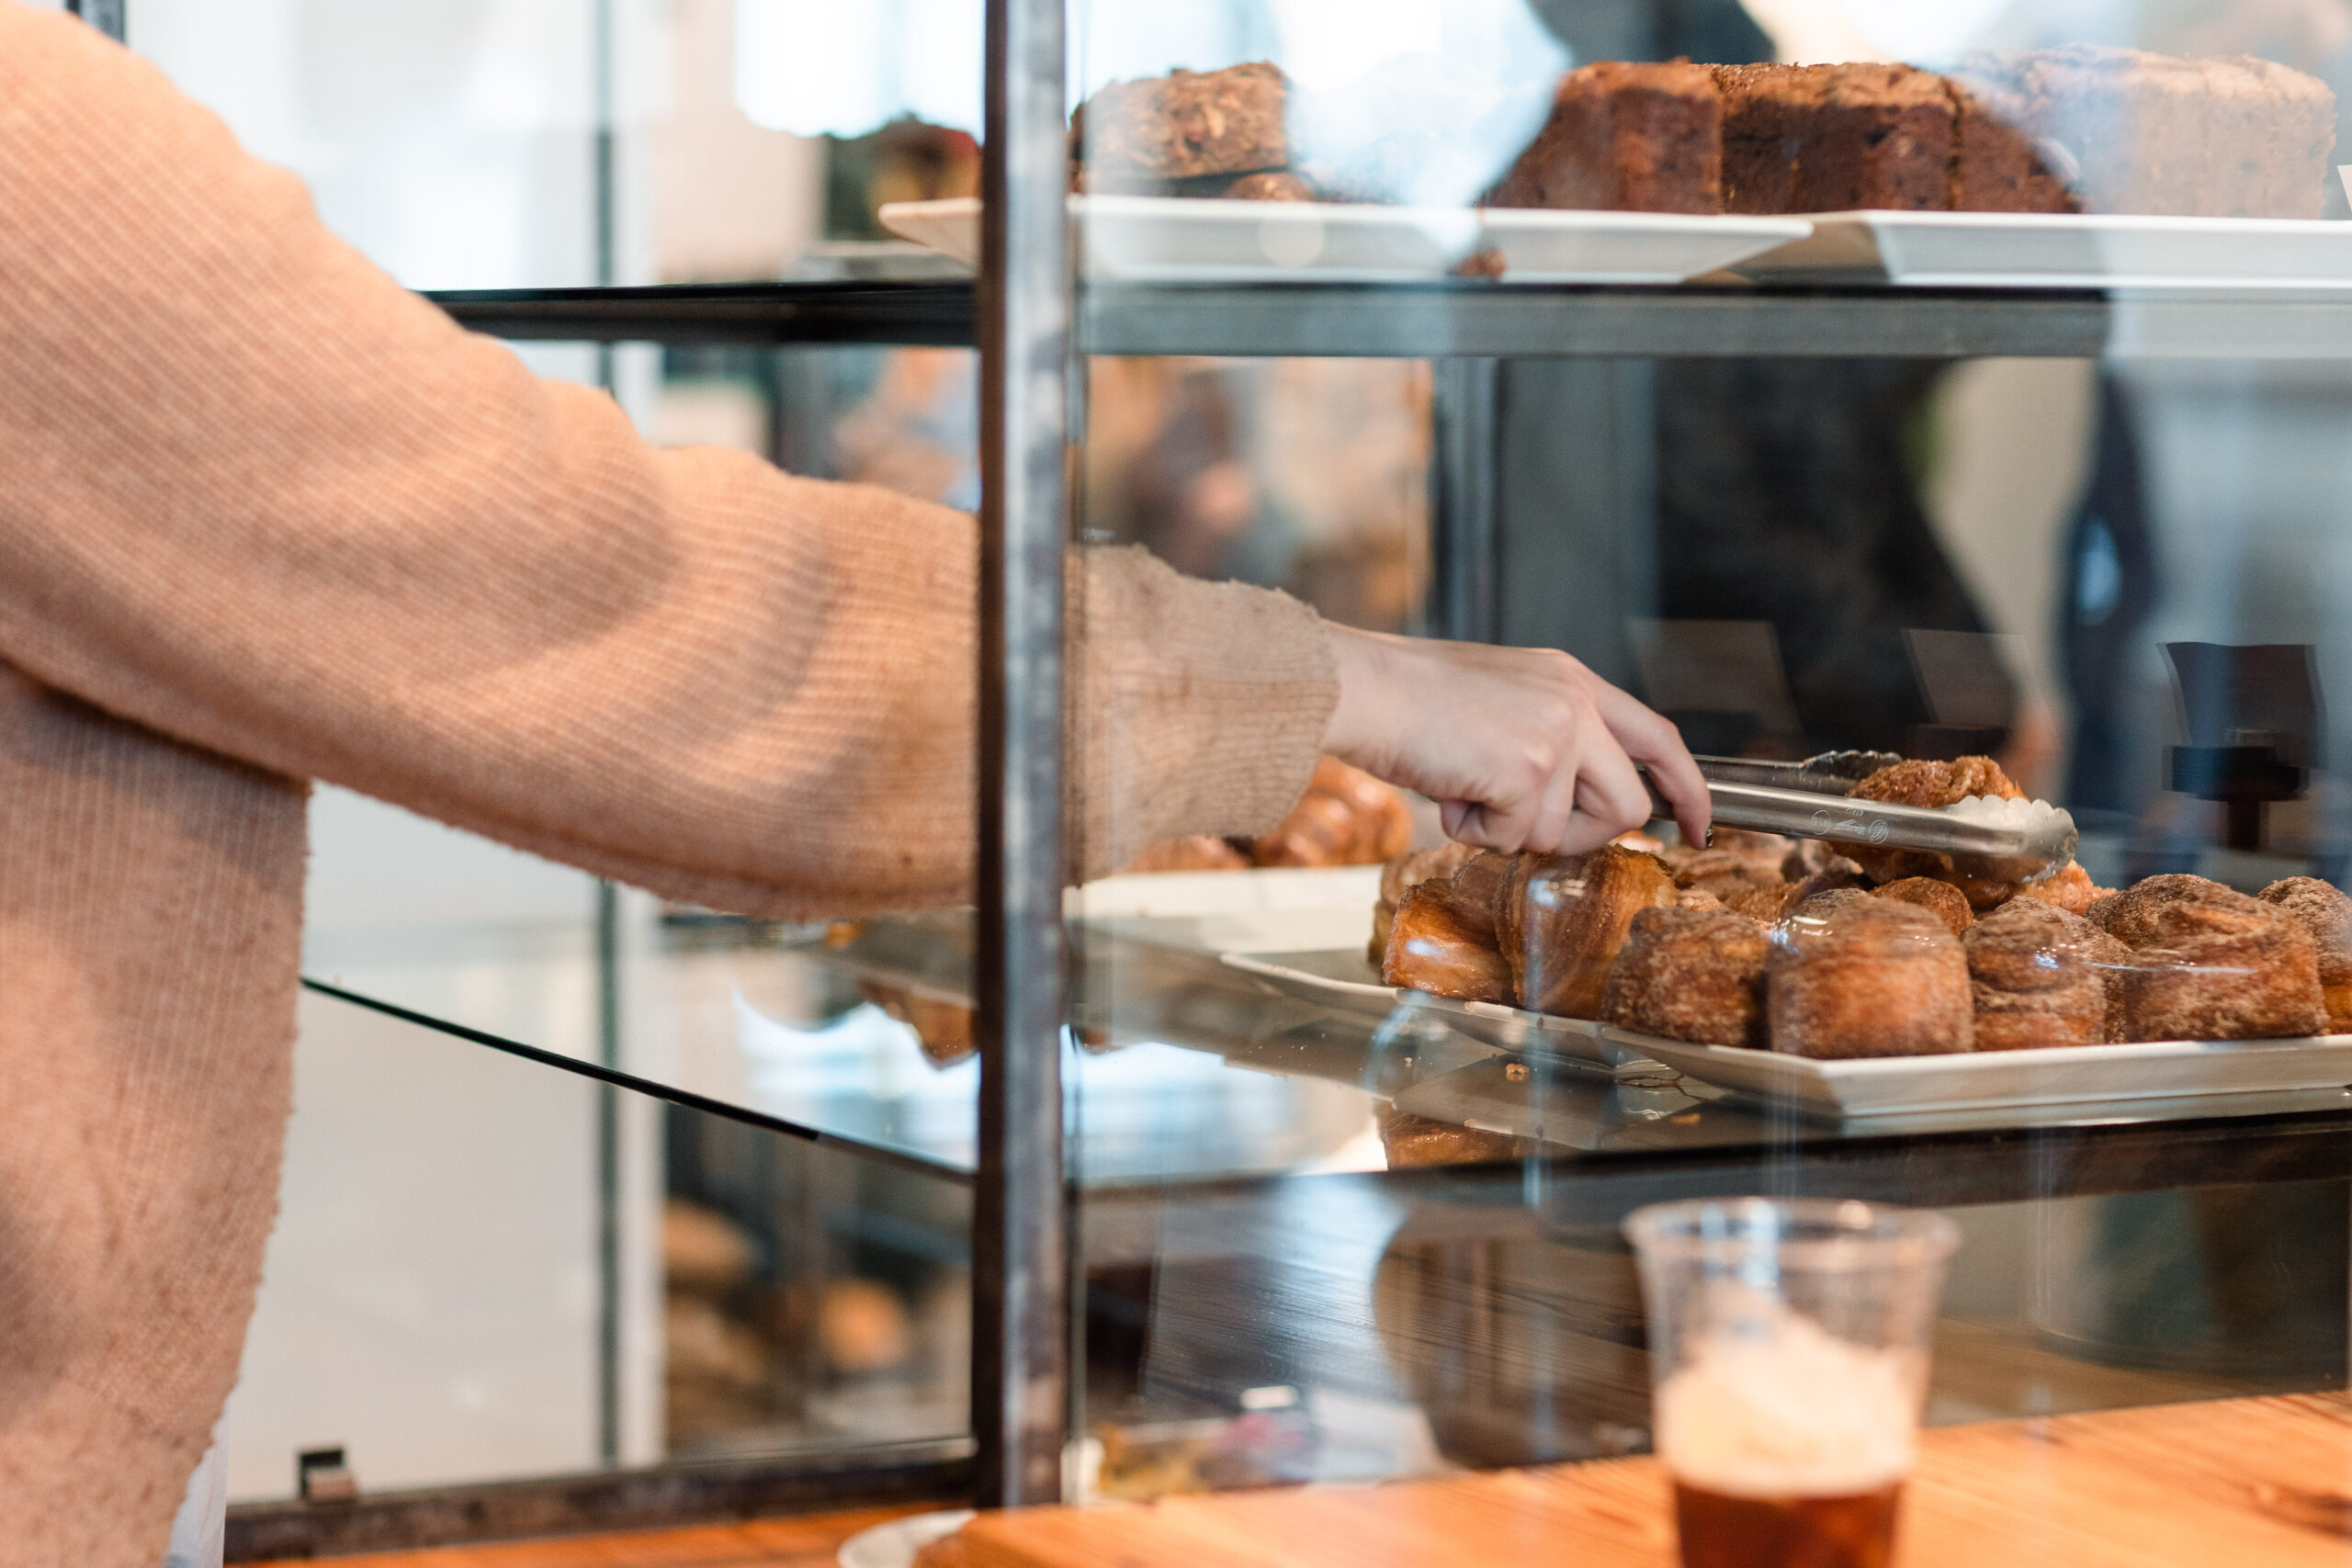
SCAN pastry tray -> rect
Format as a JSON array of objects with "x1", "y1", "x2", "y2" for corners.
[
  {"x1": 1218, "y1": 950, "x2": 1655, "y2": 1068},
  {"x1": 881, "y1": 196, "x2": 1811, "y2": 284},
  {"x1": 1735, "y1": 209, "x2": 2352, "y2": 290},
  {"x1": 1607, "y1": 1028, "x2": 2352, "y2": 1118}
]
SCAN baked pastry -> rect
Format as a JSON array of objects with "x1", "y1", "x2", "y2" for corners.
[
  {"x1": 1847, "y1": 755, "x2": 2025, "y2": 908},
  {"x1": 1948, "y1": 71, "x2": 2081, "y2": 212},
  {"x1": 1953, "y1": 47, "x2": 2336, "y2": 218},
  {"x1": 1373, "y1": 840, "x2": 1479, "y2": 962},
  {"x1": 857, "y1": 982, "x2": 976, "y2": 1067},
  {"x1": 2259, "y1": 877, "x2": 2352, "y2": 1032},
  {"x1": 1675, "y1": 886, "x2": 1727, "y2": 912},
  {"x1": 1722, "y1": 882, "x2": 1794, "y2": 921},
  {"x1": 1125, "y1": 835, "x2": 1250, "y2": 874},
  {"x1": 1715, "y1": 62, "x2": 1954, "y2": 214},
  {"x1": 1768, "y1": 897, "x2": 1973, "y2": 1057},
  {"x1": 1383, "y1": 854, "x2": 1513, "y2": 1004},
  {"x1": 1873, "y1": 876, "x2": 1974, "y2": 938},
  {"x1": 1600, "y1": 907, "x2": 1769, "y2": 1047},
  {"x1": 1222, "y1": 170, "x2": 1316, "y2": 201},
  {"x1": 2122, "y1": 893, "x2": 2326, "y2": 1042},
  {"x1": 1499, "y1": 844, "x2": 1677, "y2": 1018},
  {"x1": 1377, "y1": 1106, "x2": 1531, "y2": 1168},
  {"x1": 1786, "y1": 855, "x2": 1870, "y2": 909},
  {"x1": 1963, "y1": 899, "x2": 2127, "y2": 1050},
  {"x1": 1668, "y1": 847, "x2": 1781, "y2": 900},
  {"x1": 1253, "y1": 756, "x2": 1414, "y2": 867},
  {"x1": 1486, "y1": 61, "x2": 1723, "y2": 214},
  {"x1": 2086, "y1": 873, "x2": 2239, "y2": 948},
  {"x1": 1074, "y1": 62, "x2": 1290, "y2": 186},
  {"x1": 2014, "y1": 861, "x2": 2105, "y2": 917}
]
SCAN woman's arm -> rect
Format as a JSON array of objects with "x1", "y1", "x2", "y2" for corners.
[{"x1": 0, "y1": 12, "x2": 1699, "y2": 915}]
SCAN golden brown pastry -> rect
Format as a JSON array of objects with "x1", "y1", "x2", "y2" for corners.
[
  {"x1": 2122, "y1": 894, "x2": 2327, "y2": 1042},
  {"x1": 1872, "y1": 876, "x2": 1974, "y2": 938},
  {"x1": 1675, "y1": 886, "x2": 1728, "y2": 912},
  {"x1": 2260, "y1": 877, "x2": 2352, "y2": 1032},
  {"x1": 1767, "y1": 897, "x2": 1973, "y2": 1057},
  {"x1": 1668, "y1": 847, "x2": 1778, "y2": 899},
  {"x1": 1372, "y1": 840, "x2": 1480, "y2": 962},
  {"x1": 2086, "y1": 874, "x2": 2239, "y2": 947},
  {"x1": 1252, "y1": 755, "x2": 1414, "y2": 867},
  {"x1": 2013, "y1": 861, "x2": 2105, "y2": 917},
  {"x1": 1722, "y1": 882, "x2": 1795, "y2": 921},
  {"x1": 857, "y1": 982, "x2": 977, "y2": 1066},
  {"x1": 1498, "y1": 844, "x2": 1677, "y2": 1018},
  {"x1": 1600, "y1": 906, "x2": 1769, "y2": 1047},
  {"x1": 1382, "y1": 855, "x2": 1514, "y2": 1004},
  {"x1": 1125, "y1": 834, "x2": 1251, "y2": 874},
  {"x1": 1714, "y1": 828, "x2": 1794, "y2": 881},
  {"x1": 1376, "y1": 1105, "x2": 1532, "y2": 1168},
  {"x1": 1847, "y1": 755, "x2": 2026, "y2": 908},
  {"x1": 1962, "y1": 899, "x2": 2127, "y2": 1050}
]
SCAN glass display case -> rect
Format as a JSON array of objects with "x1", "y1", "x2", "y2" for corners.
[{"x1": 95, "y1": 0, "x2": 2352, "y2": 1555}]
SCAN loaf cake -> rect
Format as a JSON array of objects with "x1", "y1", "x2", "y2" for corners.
[
  {"x1": 1715, "y1": 62, "x2": 1957, "y2": 214},
  {"x1": 1952, "y1": 46, "x2": 2336, "y2": 217},
  {"x1": 1484, "y1": 61, "x2": 1724, "y2": 214}
]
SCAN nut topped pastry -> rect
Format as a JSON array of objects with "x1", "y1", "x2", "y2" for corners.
[
  {"x1": 2258, "y1": 877, "x2": 2352, "y2": 1032},
  {"x1": 2122, "y1": 894, "x2": 2327, "y2": 1043},
  {"x1": 1499, "y1": 843, "x2": 1677, "y2": 1018},
  {"x1": 1601, "y1": 906, "x2": 1769, "y2": 1049},
  {"x1": 1768, "y1": 897, "x2": 1973, "y2": 1057},
  {"x1": 1963, "y1": 899, "x2": 2127, "y2": 1050},
  {"x1": 1074, "y1": 62, "x2": 1291, "y2": 186}
]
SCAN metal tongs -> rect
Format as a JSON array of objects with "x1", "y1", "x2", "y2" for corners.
[{"x1": 1645, "y1": 750, "x2": 2081, "y2": 884}]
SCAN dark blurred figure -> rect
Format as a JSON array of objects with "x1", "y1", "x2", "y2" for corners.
[{"x1": 2058, "y1": 378, "x2": 2161, "y2": 818}]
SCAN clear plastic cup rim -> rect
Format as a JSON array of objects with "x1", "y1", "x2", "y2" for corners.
[{"x1": 1622, "y1": 1197, "x2": 1960, "y2": 1269}]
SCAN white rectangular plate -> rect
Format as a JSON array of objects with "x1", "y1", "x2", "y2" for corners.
[
  {"x1": 881, "y1": 196, "x2": 1811, "y2": 284},
  {"x1": 1738, "y1": 210, "x2": 2352, "y2": 290},
  {"x1": 1607, "y1": 1028, "x2": 2352, "y2": 1118},
  {"x1": 1219, "y1": 951, "x2": 1650, "y2": 1067}
]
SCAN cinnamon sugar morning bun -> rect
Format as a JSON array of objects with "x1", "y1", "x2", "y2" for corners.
[
  {"x1": 1600, "y1": 907, "x2": 1769, "y2": 1048},
  {"x1": 1871, "y1": 876, "x2": 1974, "y2": 938},
  {"x1": 1499, "y1": 844, "x2": 1677, "y2": 1018},
  {"x1": 2014, "y1": 861, "x2": 2108, "y2": 918},
  {"x1": 2122, "y1": 894, "x2": 2327, "y2": 1042},
  {"x1": 1768, "y1": 897, "x2": 1973, "y2": 1057},
  {"x1": 2086, "y1": 874, "x2": 2239, "y2": 948},
  {"x1": 1962, "y1": 899, "x2": 2127, "y2": 1051},
  {"x1": 1847, "y1": 755, "x2": 2027, "y2": 909},
  {"x1": 1382, "y1": 852, "x2": 1513, "y2": 1004},
  {"x1": 1372, "y1": 840, "x2": 1479, "y2": 962},
  {"x1": 2259, "y1": 877, "x2": 2352, "y2": 1032}
]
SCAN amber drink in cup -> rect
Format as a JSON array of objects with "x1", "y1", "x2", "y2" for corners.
[{"x1": 1623, "y1": 1199, "x2": 1958, "y2": 1568}]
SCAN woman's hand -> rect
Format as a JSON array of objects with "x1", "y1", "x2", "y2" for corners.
[{"x1": 1321, "y1": 625, "x2": 1710, "y2": 855}]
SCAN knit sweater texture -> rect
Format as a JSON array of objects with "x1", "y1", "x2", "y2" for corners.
[{"x1": 0, "y1": 8, "x2": 1338, "y2": 1559}]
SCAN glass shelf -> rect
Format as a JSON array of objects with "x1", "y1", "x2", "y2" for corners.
[
  {"x1": 305, "y1": 909, "x2": 2352, "y2": 1201},
  {"x1": 431, "y1": 279, "x2": 2352, "y2": 360}
]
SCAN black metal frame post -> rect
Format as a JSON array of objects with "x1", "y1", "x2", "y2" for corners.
[
  {"x1": 973, "y1": 0, "x2": 1072, "y2": 1513},
  {"x1": 66, "y1": 0, "x2": 126, "y2": 41}
]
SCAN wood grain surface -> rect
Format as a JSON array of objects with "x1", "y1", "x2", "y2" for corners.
[
  {"x1": 956, "y1": 1393, "x2": 2352, "y2": 1568},
  {"x1": 253, "y1": 1504, "x2": 937, "y2": 1568}
]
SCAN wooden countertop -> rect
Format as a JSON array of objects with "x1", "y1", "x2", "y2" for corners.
[
  {"x1": 254, "y1": 1504, "x2": 938, "y2": 1568},
  {"x1": 957, "y1": 1393, "x2": 2352, "y2": 1568}
]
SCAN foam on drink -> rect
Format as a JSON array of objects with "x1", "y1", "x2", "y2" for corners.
[{"x1": 1654, "y1": 1291, "x2": 1916, "y2": 1500}]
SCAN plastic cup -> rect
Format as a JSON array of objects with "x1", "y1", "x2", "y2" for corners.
[{"x1": 1623, "y1": 1198, "x2": 1959, "y2": 1568}]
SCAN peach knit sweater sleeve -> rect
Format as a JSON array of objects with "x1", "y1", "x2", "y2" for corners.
[{"x1": 0, "y1": 9, "x2": 1336, "y2": 1562}]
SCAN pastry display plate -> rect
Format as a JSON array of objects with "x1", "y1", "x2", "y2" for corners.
[
  {"x1": 1218, "y1": 950, "x2": 1653, "y2": 1068},
  {"x1": 1609, "y1": 1028, "x2": 2352, "y2": 1118},
  {"x1": 880, "y1": 196, "x2": 1812, "y2": 284},
  {"x1": 1736, "y1": 210, "x2": 2352, "y2": 290}
]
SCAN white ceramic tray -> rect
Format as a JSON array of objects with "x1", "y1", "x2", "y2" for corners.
[
  {"x1": 1607, "y1": 1028, "x2": 2352, "y2": 1118},
  {"x1": 881, "y1": 196, "x2": 1810, "y2": 284},
  {"x1": 1736, "y1": 210, "x2": 2352, "y2": 290},
  {"x1": 1219, "y1": 950, "x2": 1652, "y2": 1067}
]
